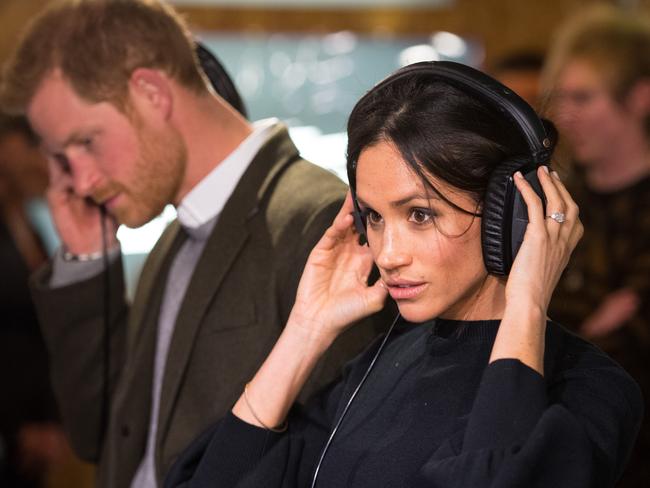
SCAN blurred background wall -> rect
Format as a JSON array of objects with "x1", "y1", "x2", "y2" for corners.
[
  {"x1": 3, "y1": 0, "x2": 650, "y2": 144},
  {"x1": 3, "y1": 0, "x2": 649, "y2": 68}
]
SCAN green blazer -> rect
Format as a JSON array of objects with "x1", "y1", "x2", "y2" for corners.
[{"x1": 31, "y1": 125, "x2": 385, "y2": 487}]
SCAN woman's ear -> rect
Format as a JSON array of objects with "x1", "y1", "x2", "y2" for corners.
[{"x1": 128, "y1": 68, "x2": 173, "y2": 121}]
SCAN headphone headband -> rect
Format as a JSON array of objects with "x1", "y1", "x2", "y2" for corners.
[{"x1": 362, "y1": 61, "x2": 552, "y2": 165}]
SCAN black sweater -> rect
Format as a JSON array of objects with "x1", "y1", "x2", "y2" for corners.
[{"x1": 166, "y1": 319, "x2": 643, "y2": 488}]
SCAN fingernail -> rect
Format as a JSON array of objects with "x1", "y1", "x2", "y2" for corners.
[
  {"x1": 514, "y1": 171, "x2": 523, "y2": 179},
  {"x1": 542, "y1": 165, "x2": 550, "y2": 174},
  {"x1": 551, "y1": 171, "x2": 561, "y2": 180}
]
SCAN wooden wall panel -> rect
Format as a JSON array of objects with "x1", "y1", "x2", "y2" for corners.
[
  {"x1": 1, "y1": 0, "x2": 649, "y2": 73},
  {"x1": 0, "y1": 1, "x2": 49, "y2": 66},
  {"x1": 175, "y1": 0, "x2": 650, "y2": 64}
]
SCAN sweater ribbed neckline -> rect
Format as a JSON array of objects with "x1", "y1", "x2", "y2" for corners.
[{"x1": 423, "y1": 318, "x2": 501, "y2": 343}]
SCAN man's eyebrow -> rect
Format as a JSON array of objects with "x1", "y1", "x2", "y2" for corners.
[
  {"x1": 53, "y1": 126, "x2": 101, "y2": 153},
  {"x1": 61, "y1": 129, "x2": 92, "y2": 148},
  {"x1": 38, "y1": 130, "x2": 82, "y2": 156}
]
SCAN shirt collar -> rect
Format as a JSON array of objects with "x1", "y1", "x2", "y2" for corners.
[{"x1": 176, "y1": 118, "x2": 279, "y2": 229}]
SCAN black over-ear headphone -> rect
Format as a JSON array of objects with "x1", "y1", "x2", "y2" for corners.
[
  {"x1": 195, "y1": 41, "x2": 248, "y2": 119},
  {"x1": 347, "y1": 60, "x2": 553, "y2": 276}
]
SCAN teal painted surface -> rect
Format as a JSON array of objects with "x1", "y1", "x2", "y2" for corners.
[{"x1": 202, "y1": 33, "x2": 466, "y2": 134}]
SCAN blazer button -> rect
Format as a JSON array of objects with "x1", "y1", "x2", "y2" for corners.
[{"x1": 121, "y1": 425, "x2": 130, "y2": 437}]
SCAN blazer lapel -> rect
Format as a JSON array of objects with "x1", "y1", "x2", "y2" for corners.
[{"x1": 156, "y1": 124, "x2": 300, "y2": 447}]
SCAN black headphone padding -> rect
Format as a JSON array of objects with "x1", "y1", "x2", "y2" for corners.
[
  {"x1": 481, "y1": 157, "x2": 535, "y2": 275},
  {"x1": 195, "y1": 42, "x2": 248, "y2": 119}
]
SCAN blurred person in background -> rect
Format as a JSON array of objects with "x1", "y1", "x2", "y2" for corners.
[
  {"x1": 0, "y1": 1, "x2": 384, "y2": 487},
  {"x1": 492, "y1": 50, "x2": 545, "y2": 110},
  {"x1": 0, "y1": 115, "x2": 76, "y2": 487},
  {"x1": 543, "y1": 6, "x2": 650, "y2": 486}
]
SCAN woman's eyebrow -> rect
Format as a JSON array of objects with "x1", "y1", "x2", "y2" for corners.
[
  {"x1": 388, "y1": 193, "x2": 436, "y2": 208},
  {"x1": 356, "y1": 193, "x2": 438, "y2": 209}
]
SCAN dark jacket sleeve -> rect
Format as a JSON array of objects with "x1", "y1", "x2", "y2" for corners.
[
  {"x1": 414, "y1": 342, "x2": 643, "y2": 488},
  {"x1": 164, "y1": 377, "x2": 349, "y2": 488},
  {"x1": 164, "y1": 336, "x2": 388, "y2": 488},
  {"x1": 29, "y1": 256, "x2": 128, "y2": 462}
]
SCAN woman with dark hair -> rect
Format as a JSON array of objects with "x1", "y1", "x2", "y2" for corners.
[{"x1": 166, "y1": 63, "x2": 642, "y2": 488}]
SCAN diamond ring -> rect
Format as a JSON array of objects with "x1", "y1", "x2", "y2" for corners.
[{"x1": 546, "y1": 211, "x2": 566, "y2": 223}]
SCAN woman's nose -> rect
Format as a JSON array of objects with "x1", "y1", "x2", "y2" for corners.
[{"x1": 373, "y1": 226, "x2": 411, "y2": 271}]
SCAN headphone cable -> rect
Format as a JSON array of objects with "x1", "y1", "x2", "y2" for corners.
[
  {"x1": 310, "y1": 312, "x2": 401, "y2": 488},
  {"x1": 99, "y1": 205, "x2": 111, "y2": 447}
]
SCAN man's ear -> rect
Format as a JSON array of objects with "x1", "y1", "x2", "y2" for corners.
[
  {"x1": 128, "y1": 68, "x2": 173, "y2": 120},
  {"x1": 625, "y1": 79, "x2": 650, "y2": 119}
]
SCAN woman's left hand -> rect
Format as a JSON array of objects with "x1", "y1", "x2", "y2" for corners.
[{"x1": 505, "y1": 166, "x2": 583, "y2": 315}]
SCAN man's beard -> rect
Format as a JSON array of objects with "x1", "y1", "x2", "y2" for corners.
[{"x1": 99, "y1": 124, "x2": 187, "y2": 228}]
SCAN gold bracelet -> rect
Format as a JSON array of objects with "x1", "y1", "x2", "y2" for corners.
[{"x1": 243, "y1": 383, "x2": 288, "y2": 433}]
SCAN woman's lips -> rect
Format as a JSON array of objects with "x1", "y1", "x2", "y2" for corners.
[{"x1": 385, "y1": 282, "x2": 427, "y2": 300}]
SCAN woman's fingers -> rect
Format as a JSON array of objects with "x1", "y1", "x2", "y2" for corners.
[
  {"x1": 329, "y1": 192, "x2": 356, "y2": 235},
  {"x1": 513, "y1": 170, "x2": 544, "y2": 226},
  {"x1": 364, "y1": 279, "x2": 388, "y2": 314},
  {"x1": 317, "y1": 192, "x2": 357, "y2": 251},
  {"x1": 537, "y1": 166, "x2": 566, "y2": 229},
  {"x1": 550, "y1": 171, "x2": 578, "y2": 219},
  {"x1": 537, "y1": 167, "x2": 583, "y2": 250},
  {"x1": 514, "y1": 166, "x2": 582, "y2": 246},
  {"x1": 307, "y1": 191, "x2": 374, "y2": 288}
]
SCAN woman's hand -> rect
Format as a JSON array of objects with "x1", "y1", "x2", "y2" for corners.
[
  {"x1": 288, "y1": 192, "x2": 388, "y2": 344},
  {"x1": 505, "y1": 166, "x2": 583, "y2": 315},
  {"x1": 492, "y1": 166, "x2": 583, "y2": 374},
  {"x1": 232, "y1": 193, "x2": 388, "y2": 430}
]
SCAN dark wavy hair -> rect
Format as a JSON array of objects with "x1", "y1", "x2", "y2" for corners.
[{"x1": 346, "y1": 67, "x2": 555, "y2": 214}]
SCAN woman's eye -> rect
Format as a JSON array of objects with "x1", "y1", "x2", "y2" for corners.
[
  {"x1": 366, "y1": 209, "x2": 382, "y2": 225},
  {"x1": 408, "y1": 208, "x2": 433, "y2": 224}
]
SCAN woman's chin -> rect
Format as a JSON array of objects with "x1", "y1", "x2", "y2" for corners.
[{"x1": 396, "y1": 302, "x2": 440, "y2": 324}]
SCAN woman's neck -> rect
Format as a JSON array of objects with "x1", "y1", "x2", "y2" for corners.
[{"x1": 440, "y1": 274, "x2": 506, "y2": 321}]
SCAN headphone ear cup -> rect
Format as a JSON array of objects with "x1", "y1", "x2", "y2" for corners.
[
  {"x1": 481, "y1": 157, "x2": 535, "y2": 276},
  {"x1": 351, "y1": 194, "x2": 369, "y2": 246}
]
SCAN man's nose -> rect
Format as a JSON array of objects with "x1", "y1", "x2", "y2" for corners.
[{"x1": 70, "y1": 156, "x2": 102, "y2": 198}]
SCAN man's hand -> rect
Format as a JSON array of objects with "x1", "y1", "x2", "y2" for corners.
[{"x1": 46, "y1": 156, "x2": 118, "y2": 254}]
